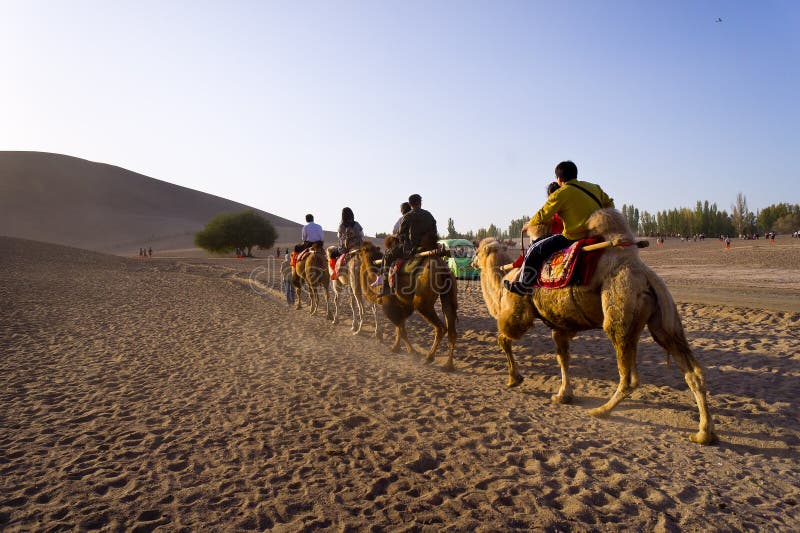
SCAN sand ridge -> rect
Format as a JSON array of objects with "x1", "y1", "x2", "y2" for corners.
[{"x1": 1, "y1": 236, "x2": 799, "y2": 531}]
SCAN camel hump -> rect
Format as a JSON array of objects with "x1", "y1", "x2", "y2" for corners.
[{"x1": 586, "y1": 208, "x2": 636, "y2": 243}]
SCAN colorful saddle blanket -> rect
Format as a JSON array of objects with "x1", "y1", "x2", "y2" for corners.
[
  {"x1": 296, "y1": 248, "x2": 312, "y2": 264},
  {"x1": 536, "y1": 237, "x2": 603, "y2": 289},
  {"x1": 328, "y1": 254, "x2": 348, "y2": 280},
  {"x1": 387, "y1": 255, "x2": 428, "y2": 289}
]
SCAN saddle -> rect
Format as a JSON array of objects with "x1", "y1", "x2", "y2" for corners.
[
  {"x1": 296, "y1": 248, "x2": 312, "y2": 264},
  {"x1": 387, "y1": 254, "x2": 429, "y2": 289},
  {"x1": 537, "y1": 237, "x2": 603, "y2": 289}
]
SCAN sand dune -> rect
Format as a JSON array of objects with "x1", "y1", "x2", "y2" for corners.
[
  {"x1": 0, "y1": 152, "x2": 340, "y2": 257},
  {"x1": 1, "y1": 235, "x2": 798, "y2": 531}
]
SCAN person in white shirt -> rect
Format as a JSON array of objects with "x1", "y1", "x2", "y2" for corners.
[{"x1": 301, "y1": 214, "x2": 324, "y2": 250}]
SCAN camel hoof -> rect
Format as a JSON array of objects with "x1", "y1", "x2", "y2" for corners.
[
  {"x1": 551, "y1": 393, "x2": 573, "y2": 404},
  {"x1": 442, "y1": 362, "x2": 455, "y2": 373},
  {"x1": 506, "y1": 375, "x2": 524, "y2": 388},
  {"x1": 423, "y1": 355, "x2": 435, "y2": 365},
  {"x1": 587, "y1": 407, "x2": 612, "y2": 419},
  {"x1": 390, "y1": 344, "x2": 401, "y2": 353},
  {"x1": 689, "y1": 430, "x2": 719, "y2": 445}
]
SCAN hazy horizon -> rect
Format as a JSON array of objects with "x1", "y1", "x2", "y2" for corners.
[{"x1": 2, "y1": 1, "x2": 798, "y2": 236}]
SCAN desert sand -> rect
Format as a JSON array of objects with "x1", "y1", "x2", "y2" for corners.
[{"x1": 1, "y1": 235, "x2": 798, "y2": 531}]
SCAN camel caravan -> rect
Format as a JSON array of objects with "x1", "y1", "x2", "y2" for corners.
[{"x1": 283, "y1": 168, "x2": 717, "y2": 445}]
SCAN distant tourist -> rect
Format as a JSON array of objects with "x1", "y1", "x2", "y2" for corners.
[
  {"x1": 281, "y1": 258, "x2": 295, "y2": 305},
  {"x1": 148, "y1": 247, "x2": 152, "y2": 258}
]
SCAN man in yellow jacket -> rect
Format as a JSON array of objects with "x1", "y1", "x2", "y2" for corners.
[{"x1": 505, "y1": 160, "x2": 614, "y2": 295}]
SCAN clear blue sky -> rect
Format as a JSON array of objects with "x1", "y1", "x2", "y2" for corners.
[{"x1": 2, "y1": 1, "x2": 798, "y2": 236}]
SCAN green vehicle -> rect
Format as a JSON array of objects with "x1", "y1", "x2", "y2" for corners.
[{"x1": 438, "y1": 239, "x2": 480, "y2": 280}]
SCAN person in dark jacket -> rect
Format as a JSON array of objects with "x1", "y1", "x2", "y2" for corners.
[{"x1": 375, "y1": 194, "x2": 438, "y2": 297}]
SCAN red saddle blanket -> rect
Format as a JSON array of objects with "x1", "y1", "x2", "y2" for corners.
[
  {"x1": 538, "y1": 237, "x2": 603, "y2": 288},
  {"x1": 388, "y1": 259, "x2": 405, "y2": 289},
  {"x1": 328, "y1": 254, "x2": 348, "y2": 280},
  {"x1": 296, "y1": 248, "x2": 312, "y2": 264},
  {"x1": 512, "y1": 238, "x2": 603, "y2": 289}
]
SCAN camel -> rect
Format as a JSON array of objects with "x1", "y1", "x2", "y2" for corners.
[
  {"x1": 293, "y1": 243, "x2": 332, "y2": 320},
  {"x1": 326, "y1": 246, "x2": 381, "y2": 338},
  {"x1": 471, "y1": 209, "x2": 716, "y2": 445},
  {"x1": 358, "y1": 241, "x2": 458, "y2": 370}
]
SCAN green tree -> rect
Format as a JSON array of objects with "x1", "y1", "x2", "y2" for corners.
[
  {"x1": 731, "y1": 192, "x2": 750, "y2": 237},
  {"x1": 447, "y1": 217, "x2": 459, "y2": 239},
  {"x1": 639, "y1": 210, "x2": 656, "y2": 236},
  {"x1": 758, "y1": 203, "x2": 800, "y2": 232},
  {"x1": 507, "y1": 215, "x2": 530, "y2": 240},
  {"x1": 774, "y1": 212, "x2": 800, "y2": 234},
  {"x1": 621, "y1": 204, "x2": 640, "y2": 235},
  {"x1": 195, "y1": 210, "x2": 277, "y2": 256}
]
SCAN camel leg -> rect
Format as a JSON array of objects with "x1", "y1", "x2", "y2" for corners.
[
  {"x1": 415, "y1": 305, "x2": 445, "y2": 366},
  {"x1": 392, "y1": 322, "x2": 416, "y2": 355},
  {"x1": 588, "y1": 285, "x2": 646, "y2": 418},
  {"x1": 344, "y1": 284, "x2": 353, "y2": 330},
  {"x1": 348, "y1": 287, "x2": 359, "y2": 333},
  {"x1": 498, "y1": 334, "x2": 524, "y2": 388},
  {"x1": 551, "y1": 330, "x2": 574, "y2": 404},
  {"x1": 294, "y1": 285, "x2": 302, "y2": 310},
  {"x1": 308, "y1": 285, "x2": 318, "y2": 315},
  {"x1": 671, "y1": 351, "x2": 718, "y2": 445},
  {"x1": 324, "y1": 286, "x2": 333, "y2": 321},
  {"x1": 352, "y1": 292, "x2": 364, "y2": 335},
  {"x1": 331, "y1": 285, "x2": 340, "y2": 325},
  {"x1": 439, "y1": 289, "x2": 458, "y2": 372},
  {"x1": 587, "y1": 337, "x2": 639, "y2": 418},
  {"x1": 372, "y1": 304, "x2": 382, "y2": 341},
  {"x1": 648, "y1": 310, "x2": 717, "y2": 444}
]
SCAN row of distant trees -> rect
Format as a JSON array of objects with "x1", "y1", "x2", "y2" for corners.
[
  {"x1": 193, "y1": 195, "x2": 800, "y2": 256},
  {"x1": 445, "y1": 195, "x2": 800, "y2": 240}
]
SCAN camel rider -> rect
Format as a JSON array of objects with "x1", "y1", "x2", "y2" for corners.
[
  {"x1": 375, "y1": 194, "x2": 437, "y2": 297},
  {"x1": 392, "y1": 202, "x2": 412, "y2": 235},
  {"x1": 505, "y1": 160, "x2": 614, "y2": 296},
  {"x1": 369, "y1": 201, "x2": 411, "y2": 292},
  {"x1": 300, "y1": 213, "x2": 324, "y2": 251},
  {"x1": 336, "y1": 207, "x2": 364, "y2": 254}
]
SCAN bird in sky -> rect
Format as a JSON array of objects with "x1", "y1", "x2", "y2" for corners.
[{"x1": 716, "y1": 17, "x2": 723, "y2": 23}]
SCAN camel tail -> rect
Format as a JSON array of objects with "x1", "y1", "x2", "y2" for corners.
[{"x1": 643, "y1": 266, "x2": 692, "y2": 366}]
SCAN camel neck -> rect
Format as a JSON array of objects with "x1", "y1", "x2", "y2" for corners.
[{"x1": 480, "y1": 254, "x2": 508, "y2": 318}]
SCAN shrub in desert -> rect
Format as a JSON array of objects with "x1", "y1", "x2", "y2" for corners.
[{"x1": 195, "y1": 210, "x2": 277, "y2": 256}]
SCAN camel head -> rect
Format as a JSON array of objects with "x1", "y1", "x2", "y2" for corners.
[
  {"x1": 472, "y1": 237, "x2": 509, "y2": 271},
  {"x1": 359, "y1": 241, "x2": 382, "y2": 266},
  {"x1": 527, "y1": 222, "x2": 553, "y2": 241},
  {"x1": 384, "y1": 234, "x2": 399, "y2": 250},
  {"x1": 325, "y1": 245, "x2": 340, "y2": 260}
]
